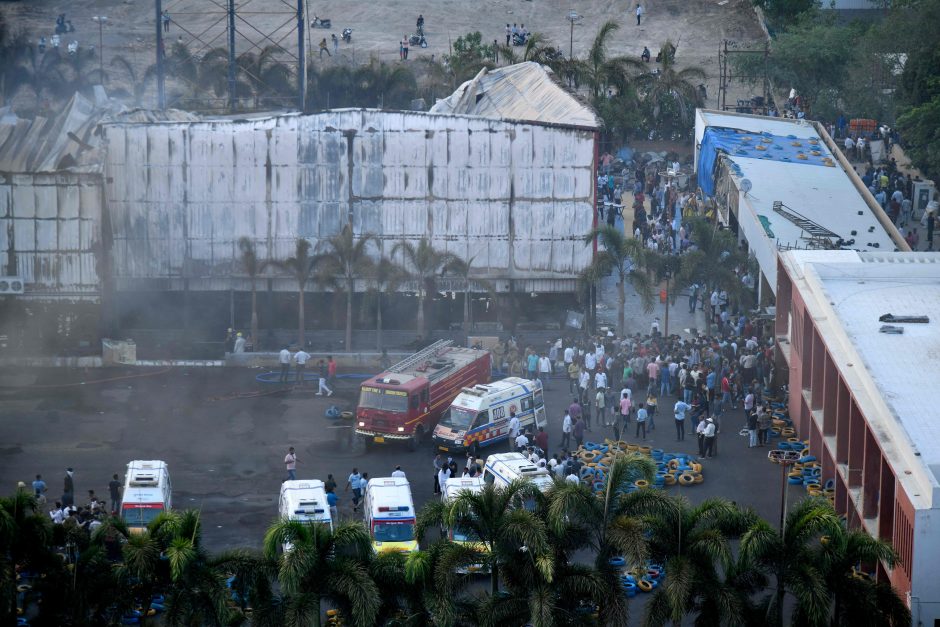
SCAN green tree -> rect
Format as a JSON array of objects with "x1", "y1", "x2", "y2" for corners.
[
  {"x1": 352, "y1": 60, "x2": 416, "y2": 109},
  {"x1": 0, "y1": 492, "x2": 53, "y2": 623},
  {"x1": 272, "y1": 238, "x2": 316, "y2": 347},
  {"x1": 313, "y1": 226, "x2": 377, "y2": 352},
  {"x1": 444, "y1": 31, "x2": 496, "y2": 87},
  {"x1": 582, "y1": 224, "x2": 654, "y2": 337},
  {"x1": 572, "y1": 20, "x2": 642, "y2": 102},
  {"x1": 263, "y1": 519, "x2": 379, "y2": 627},
  {"x1": 637, "y1": 42, "x2": 706, "y2": 134},
  {"x1": 392, "y1": 238, "x2": 466, "y2": 339},
  {"x1": 366, "y1": 255, "x2": 408, "y2": 351},
  {"x1": 402, "y1": 540, "x2": 486, "y2": 626},
  {"x1": 110, "y1": 56, "x2": 158, "y2": 107},
  {"x1": 0, "y1": 16, "x2": 31, "y2": 106},
  {"x1": 238, "y1": 236, "x2": 262, "y2": 349},
  {"x1": 752, "y1": 0, "x2": 820, "y2": 29},
  {"x1": 451, "y1": 254, "x2": 496, "y2": 332},
  {"x1": 237, "y1": 45, "x2": 294, "y2": 108}
]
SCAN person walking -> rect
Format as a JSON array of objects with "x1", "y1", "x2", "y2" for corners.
[
  {"x1": 560, "y1": 410, "x2": 572, "y2": 449},
  {"x1": 747, "y1": 410, "x2": 758, "y2": 448},
  {"x1": 595, "y1": 387, "x2": 608, "y2": 427},
  {"x1": 278, "y1": 346, "x2": 292, "y2": 383},
  {"x1": 433, "y1": 454, "x2": 444, "y2": 494},
  {"x1": 674, "y1": 399, "x2": 690, "y2": 441},
  {"x1": 702, "y1": 417, "x2": 716, "y2": 457},
  {"x1": 534, "y1": 426, "x2": 548, "y2": 453},
  {"x1": 437, "y1": 464, "x2": 451, "y2": 495},
  {"x1": 319, "y1": 37, "x2": 331, "y2": 58},
  {"x1": 62, "y1": 468, "x2": 75, "y2": 507},
  {"x1": 538, "y1": 354, "x2": 552, "y2": 389},
  {"x1": 402, "y1": 35, "x2": 409, "y2": 59},
  {"x1": 572, "y1": 414, "x2": 586, "y2": 448},
  {"x1": 508, "y1": 411, "x2": 521, "y2": 451},
  {"x1": 326, "y1": 487, "x2": 338, "y2": 520},
  {"x1": 108, "y1": 473, "x2": 122, "y2": 514},
  {"x1": 331, "y1": 33, "x2": 338, "y2": 54},
  {"x1": 327, "y1": 355, "x2": 338, "y2": 387},
  {"x1": 317, "y1": 359, "x2": 334, "y2": 396},
  {"x1": 284, "y1": 447, "x2": 298, "y2": 480},
  {"x1": 635, "y1": 4, "x2": 644, "y2": 25},
  {"x1": 635, "y1": 403, "x2": 648, "y2": 440},
  {"x1": 294, "y1": 348, "x2": 310, "y2": 384},
  {"x1": 32, "y1": 474, "x2": 47, "y2": 504},
  {"x1": 568, "y1": 360, "x2": 580, "y2": 395},
  {"x1": 757, "y1": 409, "x2": 771, "y2": 446},
  {"x1": 346, "y1": 467, "x2": 362, "y2": 511},
  {"x1": 162, "y1": 10, "x2": 171, "y2": 32}
]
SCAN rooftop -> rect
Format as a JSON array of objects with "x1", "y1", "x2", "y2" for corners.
[{"x1": 785, "y1": 251, "x2": 940, "y2": 505}]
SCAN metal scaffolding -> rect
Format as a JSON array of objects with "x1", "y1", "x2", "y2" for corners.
[{"x1": 717, "y1": 39, "x2": 771, "y2": 115}]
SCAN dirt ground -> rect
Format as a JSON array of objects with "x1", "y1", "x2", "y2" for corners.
[{"x1": 3, "y1": 0, "x2": 766, "y2": 109}]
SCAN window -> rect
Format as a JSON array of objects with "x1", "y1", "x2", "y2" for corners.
[
  {"x1": 421, "y1": 389, "x2": 429, "y2": 404},
  {"x1": 534, "y1": 391, "x2": 544, "y2": 408},
  {"x1": 410, "y1": 395, "x2": 420, "y2": 410},
  {"x1": 521, "y1": 397, "x2": 534, "y2": 412},
  {"x1": 483, "y1": 469, "x2": 495, "y2": 485},
  {"x1": 472, "y1": 410, "x2": 489, "y2": 429},
  {"x1": 358, "y1": 387, "x2": 409, "y2": 412}
]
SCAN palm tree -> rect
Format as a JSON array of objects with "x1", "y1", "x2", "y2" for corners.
[
  {"x1": 366, "y1": 255, "x2": 408, "y2": 351},
  {"x1": 272, "y1": 238, "x2": 316, "y2": 348},
  {"x1": 740, "y1": 497, "x2": 838, "y2": 627},
  {"x1": 582, "y1": 224, "x2": 655, "y2": 336},
  {"x1": 0, "y1": 20, "x2": 32, "y2": 106},
  {"x1": 452, "y1": 254, "x2": 496, "y2": 332},
  {"x1": 392, "y1": 238, "x2": 466, "y2": 340},
  {"x1": 313, "y1": 226, "x2": 377, "y2": 352},
  {"x1": 816, "y1": 522, "x2": 909, "y2": 627},
  {"x1": 263, "y1": 519, "x2": 379, "y2": 627},
  {"x1": 498, "y1": 33, "x2": 564, "y2": 66},
  {"x1": 352, "y1": 60, "x2": 415, "y2": 109},
  {"x1": 17, "y1": 46, "x2": 68, "y2": 108},
  {"x1": 400, "y1": 541, "x2": 483, "y2": 626},
  {"x1": 573, "y1": 21, "x2": 643, "y2": 101},
  {"x1": 637, "y1": 41, "x2": 706, "y2": 130},
  {"x1": 238, "y1": 237, "x2": 262, "y2": 349},
  {"x1": 237, "y1": 45, "x2": 294, "y2": 108},
  {"x1": 639, "y1": 496, "x2": 755, "y2": 626},
  {"x1": 110, "y1": 56, "x2": 157, "y2": 107},
  {"x1": 0, "y1": 492, "x2": 53, "y2": 622}
]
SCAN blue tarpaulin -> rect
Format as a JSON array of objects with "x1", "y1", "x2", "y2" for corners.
[{"x1": 696, "y1": 126, "x2": 836, "y2": 197}]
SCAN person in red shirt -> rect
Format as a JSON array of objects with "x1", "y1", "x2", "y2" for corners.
[
  {"x1": 327, "y1": 355, "x2": 337, "y2": 386},
  {"x1": 719, "y1": 374, "x2": 731, "y2": 415},
  {"x1": 534, "y1": 426, "x2": 548, "y2": 453}
]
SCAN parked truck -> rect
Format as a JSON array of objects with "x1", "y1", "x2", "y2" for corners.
[{"x1": 356, "y1": 340, "x2": 491, "y2": 450}]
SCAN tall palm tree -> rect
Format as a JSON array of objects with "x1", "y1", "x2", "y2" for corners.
[
  {"x1": 573, "y1": 21, "x2": 643, "y2": 101},
  {"x1": 0, "y1": 21, "x2": 32, "y2": 106},
  {"x1": 272, "y1": 238, "x2": 316, "y2": 348},
  {"x1": 639, "y1": 496, "x2": 755, "y2": 626},
  {"x1": 110, "y1": 57, "x2": 157, "y2": 106},
  {"x1": 816, "y1": 522, "x2": 909, "y2": 627},
  {"x1": 237, "y1": 45, "x2": 294, "y2": 108},
  {"x1": 238, "y1": 237, "x2": 261, "y2": 349},
  {"x1": 366, "y1": 255, "x2": 408, "y2": 351},
  {"x1": 401, "y1": 541, "x2": 483, "y2": 626},
  {"x1": 740, "y1": 497, "x2": 838, "y2": 627},
  {"x1": 452, "y1": 254, "x2": 496, "y2": 332},
  {"x1": 352, "y1": 60, "x2": 415, "y2": 109},
  {"x1": 0, "y1": 492, "x2": 53, "y2": 623},
  {"x1": 498, "y1": 33, "x2": 564, "y2": 66},
  {"x1": 263, "y1": 519, "x2": 379, "y2": 627},
  {"x1": 313, "y1": 226, "x2": 377, "y2": 352},
  {"x1": 637, "y1": 41, "x2": 706, "y2": 129},
  {"x1": 392, "y1": 238, "x2": 466, "y2": 339},
  {"x1": 582, "y1": 224, "x2": 655, "y2": 336}
]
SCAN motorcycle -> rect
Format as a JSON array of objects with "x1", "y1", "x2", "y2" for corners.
[
  {"x1": 409, "y1": 33, "x2": 427, "y2": 48},
  {"x1": 55, "y1": 14, "x2": 75, "y2": 35},
  {"x1": 512, "y1": 32, "x2": 527, "y2": 46},
  {"x1": 341, "y1": 28, "x2": 352, "y2": 43},
  {"x1": 311, "y1": 15, "x2": 331, "y2": 29}
]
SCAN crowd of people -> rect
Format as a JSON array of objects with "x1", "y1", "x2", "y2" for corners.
[{"x1": 17, "y1": 467, "x2": 123, "y2": 537}]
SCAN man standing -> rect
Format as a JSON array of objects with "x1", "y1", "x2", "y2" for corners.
[
  {"x1": 327, "y1": 355, "x2": 338, "y2": 388},
  {"x1": 108, "y1": 473, "x2": 122, "y2": 514},
  {"x1": 326, "y1": 487, "x2": 338, "y2": 520},
  {"x1": 346, "y1": 467, "x2": 362, "y2": 511},
  {"x1": 747, "y1": 410, "x2": 758, "y2": 448},
  {"x1": 514, "y1": 430, "x2": 529, "y2": 452},
  {"x1": 560, "y1": 410, "x2": 572, "y2": 449},
  {"x1": 433, "y1": 454, "x2": 445, "y2": 494},
  {"x1": 757, "y1": 409, "x2": 771, "y2": 446},
  {"x1": 568, "y1": 360, "x2": 580, "y2": 394},
  {"x1": 572, "y1": 414, "x2": 586, "y2": 447},
  {"x1": 317, "y1": 359, "x2": 334, "y2": 396},
  {"x1": 284, "y1": 447, "x2": 298, "y2": 481},
  {"x1": 391, "y1": 465, "x2": 406, "y2": 478},
  {"x1": 635, "y1": 3, "x2": 644, "y2": 25},
  {"x1": 696, "y1": 418, "x2": 708, "y2": 457},
  {"x1": 527, "y1": 351, "x2": 539, "y2": 380},
  {"x1": 32, "y1": 474, "x2": 47, "y2": 504},
  {"x1": 702, "y1": 418, "x2": 717, "y2": 457},
  {"x1": 294, "y1": 348, "x2": 310, "y2": 384},
  {"x1": 538, "y1": 353, "x2": 552, "y2": 389},
  {"x1": 508, "y1": 411, "x2": 521, "y2": 451},
  {"x1": 62, "y1": 468, "x2": 75, "y2": 507},
  {"x1": 674, "y1": 399, "x2": 691, "y2": 441},
  {"x1": 278, "y1": 346, "x2": 292, "y2": 383},
  {"x1": 534, "y1": 425, "x2": 548, "y2": 453},
  {"x1": 578, "y1": 367, "x2": 591, "y2": 403},
  {"x1": 635, "y1": 403, "x2": 648, "y2": 440}
]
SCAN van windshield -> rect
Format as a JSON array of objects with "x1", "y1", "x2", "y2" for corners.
[
  {"x1": 359, "y1": 387, "x2": 409, "y2": 412},
  {"x1": 452, "y1": 523, "x2": 481, "y2": 542},
  {"x1": 439, "y1": 406, "x2": 477, "y2": 430},
  {"x1": 123, "y1": 506, "x2": 163, "y2": 526},
  {"x1": 373, "y1": 521, "x2": 415, "y2": 543}
]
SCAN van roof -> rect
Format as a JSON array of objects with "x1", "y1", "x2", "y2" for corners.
[
  {"x1": 125, "y1": 460, "x2": 168, "y2": 488},
  {"x1": 484, "y1": 453, "x2": 554, "y2": 491},
  {"x1": 280, "y1": 480, "x2": 331, "y2": 523},
  {"x1": 442, "y1": 476, "x2": 484, "y2": 501},
  {"x1": 366, "y1": 477, "x2": 414, "y2": 517},
  {"x1": 452, "y1": 377, "x2": 539, "y2": 409}
]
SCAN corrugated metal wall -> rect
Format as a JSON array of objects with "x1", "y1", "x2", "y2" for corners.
[
  {"x1": 103, "y1": 109, "x2": 596, "y2": 292},
  {"x1": 0, "y1": 172, "x2": 101, "y2": 297}
]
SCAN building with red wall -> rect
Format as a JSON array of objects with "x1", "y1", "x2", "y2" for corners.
[{"x1": 775, "y1": 250, "x2": 940, "y2": 625}]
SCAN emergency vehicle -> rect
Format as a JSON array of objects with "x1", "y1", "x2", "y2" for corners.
[
  {"x1": 356, "y1": 340, "x2": 490, "y2": 450},
  {"x1": 432, "y1": 377, "x2": 546, "y2": 455},
  {"x1": 121, "y1": 460, "x2": 172, "y2": 533},
  {"x1": 363, "y1": 476, "x2": 418, "y2": 553},
  {"x1": 278, "y1": 480, "x2": 332, "y2": 529},
  {"x1": 441, "y1": 476, "x2": 489, "y2": 573},
  {"x1": 481, "y1": 453, "x2": 554, "y2": 509}
]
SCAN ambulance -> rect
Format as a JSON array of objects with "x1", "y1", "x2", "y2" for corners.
[
  {"x1": 121, "y1": 460, "x2": 172, "y2": 533},
  {"x1": 432, "y1": 377, "x2": 546, "y2": 455},
  {"x1": 363, "y1": 476, "x2": 418, "y2": 553},
  {"x1": 481, "y1": 452, "x2": 554, "y2": 510},
  {"x1": 279, "y1": 480, "x2": 333, "y2": 529},
  {"x1": 441, "y1": 476, "x2": 489, "y2": 573}
]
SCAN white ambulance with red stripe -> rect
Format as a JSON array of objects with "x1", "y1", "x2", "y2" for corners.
[{"x1": 121, "y1": 460, "x2": 172, "y2": 533}]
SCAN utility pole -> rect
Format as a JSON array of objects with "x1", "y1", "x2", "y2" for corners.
[
  {"x1": 92, "y1": 17, "x2": 107, "y2": 83},
  {"x1": 228, "y1": 0, "x2": 237, "y2": 112},
  {"x1": 155, "y1": 0, "x2": 165, "y2": 108},
  {"x1": 296, "y1": 0, "x2": 305, "y2": 111},
  {"x1": 566, "y1": 11, "x2": 581, "y2": 60}
]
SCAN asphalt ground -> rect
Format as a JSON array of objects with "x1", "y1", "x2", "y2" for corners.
[{"x1": 0, "y1": 366, "x2": 806, "y2": 553}]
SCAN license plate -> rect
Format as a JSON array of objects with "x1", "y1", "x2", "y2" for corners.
[
  {"x1": 373, "y1": 436, "x2": 385, "y2": 443},
  {"x1": 439, "y1": 446, "x2": 449, "y2": 451}
]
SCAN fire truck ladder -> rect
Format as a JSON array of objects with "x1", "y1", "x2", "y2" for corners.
[
  {"x1": 772, "y1": 201, "x2": 840, "y2": 240},
  {"x1": 386, "y1": 339, "x2": 454, "y2": 374}
]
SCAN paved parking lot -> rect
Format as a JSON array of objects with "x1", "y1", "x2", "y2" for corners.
[{"x1": 0, "y1": 365, "x2": 802, "y2": 552}]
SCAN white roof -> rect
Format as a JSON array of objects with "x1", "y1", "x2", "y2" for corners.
[
  {"x1": 442, "y1": 476, "x2": 484, "y2": 501},
  {"x1": 430, "y1": 62, "x2": 599, "y2": 129},
  {"x1": 367, "y1": 477, "x2": 414, "y2": 515},
  {"x1": 453, "y1": 377, "x2": 538, "y2": 408},
  {"x1": 786, "y1": 251, "x2": 940, "y2": 504},
  {"x1": 280, "y1": 480, "x2": 331, "y2": 522}
]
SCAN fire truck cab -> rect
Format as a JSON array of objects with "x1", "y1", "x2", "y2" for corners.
[{"x1": 356, "y1": 340, "x2": 490, "y2": 450}]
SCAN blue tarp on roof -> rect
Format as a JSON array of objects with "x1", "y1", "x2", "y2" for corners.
[{"x1": 697, "y1": 126, "x2": 836, "y2": 197}]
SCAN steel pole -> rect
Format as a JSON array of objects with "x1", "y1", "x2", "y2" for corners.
[
  {"x1": 569, "y1": 19, "x2": 574, "y2": 60},
  {"x1": 227, "y1": 0, "x2": 237, "y2": 112},
  {"x1": 97, "y1": 21, "x2": 104, "y2": 80},
  {"x1": 296, "y1": 0, "x2": 305, "y2": 111},
  {"x1": 155, "y1": 0, "x2": 165, "y2": 108},
  {"x1": 779, "y1": 462, "x2": 788, "y2": 533}
]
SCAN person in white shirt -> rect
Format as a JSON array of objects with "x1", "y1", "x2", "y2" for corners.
[
  {"x1": 650, "y1": 317, "x2": 660, "y2": 335},
  {"x1": 278, "y1": 346, "x2": 292, "y2": 383},
  {"x1": 563, "y1": 346, "x2": 575, "y2": 365},
  {"x1": 391, "y1": 466, "x2": 406, "y2": 478},
  {"x1": 594, "y1": 341, "x2": 605, "y2": 359},
  {"x1": 49, "y1": 503, "x2": 65, "y2": 524},
  {"x1": 293, "y1": 349, "x2": 310, "y2": 384},
  {"x1": 584, "y1": 350, "x2": 596, "y2": 372},
  {"x1": 843, "y1": 136, "x2": 855, "y2": 158},
  {"x1": 561, "y1": 410, "x2": 572, "y2": 448},
  {"x1": 566, "y1": 471, "x2": 580, "y2": 485},
  {"x1": 508, "y1": 411, "x2": 521, "y2": 451},
  {"x1": 515, "y1": 431, "x2": 529, "y2": 451},
  {"x1": 437, "y1": 466, "x2": 451, "y2": 493},
  {"x1": 538, "y1": 355, "x2": 552, "y2": 389},
  {"x1": 233, "y1": 332, "x2": 246, "y2": 353},
  {"x1": 594, "y1": 370, "x2": 607, "y2": 391},
  {"x1": 702, "y1": 418, "x2": 717, "y2": 457},
  {"x1": 578, "y1": 370, "x2": 590, "y2": 402}
]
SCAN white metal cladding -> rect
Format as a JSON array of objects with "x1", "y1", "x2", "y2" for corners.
[
  {"x1": 103, "y1": 109, "x2": 596, "y2": 292},
  {"x1": 0, "y1": 173, "x2": 101, "y2": 298}
]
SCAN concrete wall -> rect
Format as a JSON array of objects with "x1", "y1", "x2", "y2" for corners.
[
  {"x1": 102, "y1": 109, "x2": 597, "y2": 293},
  {"x1": 0, "y1": 172, "x2": 102, "y2": 298}
]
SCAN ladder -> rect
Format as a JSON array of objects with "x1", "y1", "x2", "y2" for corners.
[
  {"x1": 772, "y1": 201, "x2": 840, "y2": 239},
  {"x1": 387, "y1": 339, "x2": 454, "y2": 374}
]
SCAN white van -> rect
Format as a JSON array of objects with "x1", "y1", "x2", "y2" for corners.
[
  {"x1": 363, "y1": 477, "x2": 417, "y2": 553},
  {"x1": 441, "y1": 477, "x2": 488, "y2": 573},
  {"x1": 481, "y1": 452, "x2": 554, "y2": 509},
  {"x1": 279, "y1": 480, "x2": 333, "y2": 529},
  {"x1": 432, "y1": 377, "x2": 546, "y2": 455},
  {"x1": 121, "y1": 460, "x2": 172, "y2": 533}
]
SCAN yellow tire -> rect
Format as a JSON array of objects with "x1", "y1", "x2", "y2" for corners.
[
  {"x1": 801, "y1": 448, "x2": 811, "y2": 457},
  {"x1": 669, "y1": 459, "x2": 680, "y2": 470},
  {"x1": 690, "y1": 462, "x2": 702, "y2": 473},
  {"x1": 627, "y1": 444, "x2": 639, "y2": 452},
  {"x1": 663, "y1": 474, "x2": 676, "y2": 485},
  {"x1": 635, "y1": 479, "x2": 650, "y2": 489},
  {"x1": 638, "y1": 579, "x2": 653, "y2": 592},
  {"x1": 639, "y1": 446, "x2": 652, "y2": 455},
  {"x1": 692, "y1": 473, "x2": 704, "y2": 484},
  {"x1": 327, "y1": 610, "x2": 339, "y2": 617},
  {"x1": 788, "y1": 471, "x2": 802, "y2": 478},
  {"x1": 678, "y1": 473, "x2": 695, "y2": 486}
]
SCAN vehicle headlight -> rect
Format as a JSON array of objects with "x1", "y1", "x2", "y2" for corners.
[
  {"x1": 358, "y1": 421, "x2": 365, "y2": 427},
  {"x1": 397, "y1": 426, "x2": 405, "y2": 432}
]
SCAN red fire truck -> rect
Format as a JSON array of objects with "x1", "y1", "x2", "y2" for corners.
[{"x1": 356, "y1": 340, "x2": 491, "y2": 450}]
